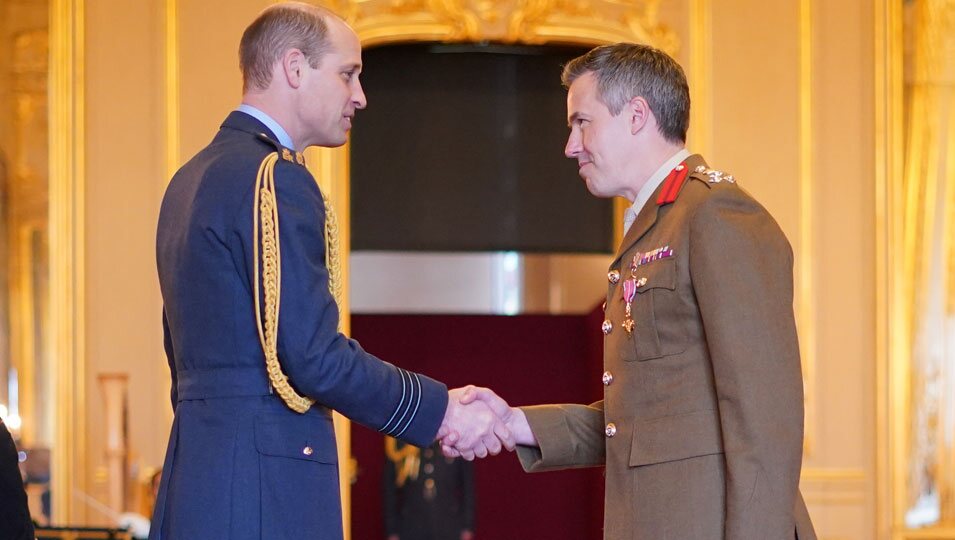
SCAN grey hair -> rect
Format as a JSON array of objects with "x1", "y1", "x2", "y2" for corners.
[{"x1": 562, "y1": 43, "x2": 690, "y2": 143}]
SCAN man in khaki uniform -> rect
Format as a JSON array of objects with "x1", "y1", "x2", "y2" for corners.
[{"x1": 454, "y1": 44, "x2": 817, "y2": 539}]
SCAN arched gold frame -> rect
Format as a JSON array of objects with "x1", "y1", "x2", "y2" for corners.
[
  {"x1": 49, "y1": 0, "x2": 86, "y2": 524},
  {"x1": 304, "y1": 1, "x2": 675, "y2": 536}
]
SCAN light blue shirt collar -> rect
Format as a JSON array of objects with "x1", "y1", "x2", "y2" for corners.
[{"x1": 236, "y1": 104, "x2": 295, "y2": 150}]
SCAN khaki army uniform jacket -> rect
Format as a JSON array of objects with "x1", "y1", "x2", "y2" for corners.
[{"x1": 517, "y1": 154, "x2": 816, "y2": 540}]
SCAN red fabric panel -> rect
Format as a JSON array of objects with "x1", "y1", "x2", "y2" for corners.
[{"x1": 350, "y1": 311, "x2": 605, "y2": 540}]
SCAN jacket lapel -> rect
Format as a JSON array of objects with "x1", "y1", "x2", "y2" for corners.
[
  {"x1": 610, "y1": 197, "x2": 661, "y2": 269},
  {"x1": 609, "y1": 154, "x2": 708, "y2": 269}
]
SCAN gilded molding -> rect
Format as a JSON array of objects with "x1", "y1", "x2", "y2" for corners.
[
  {"x1": 802, "y1": 468, "x2": 867, "y2": 483},
  {"x1": 305, "y1": 144, "x2": 354, "y2": 540},
  {"x1": 899, "y1": 528, "x2": 955, "y2": 540},
  {"x1": 165, "y1": 0, "x2": 180, "y2": 182},
  {"x1": 875, "y1": 0, "x2": 904, "y2": 535},
  {"x1": 687, "y1": 0, "x2": 710, "y2": 157},
  {"x1": 49, "y1": 0, "x2": 86, "y2": 523},
  {"x1": 797, "y1": 0, "x2": 816, "y2": 458},
  {"x1": 325, "y1": 0, "x2": 677, "y2": 52}
]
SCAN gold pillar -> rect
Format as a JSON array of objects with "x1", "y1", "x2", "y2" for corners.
[{"x1": 49, "y1": 0, "x2": 86, "y2": 524}]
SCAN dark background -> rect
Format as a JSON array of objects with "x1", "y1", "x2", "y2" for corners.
[
  {"x1": 350, "y1": 43, "x2": 613, "y2": 254},
  {"x1": 351, "y1": 311, "x2": 606, "y2": 540},
  {"x1": 348, "y1": 42, "x2": 611, "y2": 539}
]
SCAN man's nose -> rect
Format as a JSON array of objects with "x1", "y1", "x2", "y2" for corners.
[
  {"x1": 353, "y1": 80, "x2": 368, "y2": 109},
  {"x1": 565, "y1": 133, "x2": 581, "y2": 159}
]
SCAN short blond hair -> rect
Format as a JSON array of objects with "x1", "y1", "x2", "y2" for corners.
[{"x1": 239, "y1": 2, "x2": 338, "y2": 92}]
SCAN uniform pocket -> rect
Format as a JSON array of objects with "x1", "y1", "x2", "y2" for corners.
[
  {"x1": 629, "y1": 408, "x2": 724, "y2": 467},
  {"x1": 628, "y1": 258, "x2": 679, "y2": 361},
  {"x1": 254, "y1": 412, "x2": 338, "y2": 463},
  {"x1": 255, "y1": 412, "x2": 342, "y2": 539}
]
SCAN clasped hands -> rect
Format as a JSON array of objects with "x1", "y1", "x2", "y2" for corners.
[{"x1": 437, "y1": 386, "x2": 533, "y2": 461}]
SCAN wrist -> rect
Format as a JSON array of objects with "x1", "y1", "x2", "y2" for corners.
[{"x1": 507, "y1": 407, "x2": 537, "y2": 446}]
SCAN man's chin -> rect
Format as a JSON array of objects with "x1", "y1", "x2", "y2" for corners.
[
  {"x1": 313, "y1": 133, "x2": 348, "y2": 148},
  {"x1": 583, "y1": 177, "x2": 608, "y2": 198}
]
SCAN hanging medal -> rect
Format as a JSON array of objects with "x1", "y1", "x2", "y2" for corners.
[{"x1": 622, "y1": 278, "x2": 637, "y2": 335}]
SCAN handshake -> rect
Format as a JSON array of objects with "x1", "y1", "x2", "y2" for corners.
[{"x1": 436, "y1": 386, "x2": 536, "y2": 461}]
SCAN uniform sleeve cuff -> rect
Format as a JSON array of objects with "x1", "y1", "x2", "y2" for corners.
[
  {"x1": 515, "y1": 405, "x2": 577, "y2": 472},
  {"x1": 387, "y1": 371, "x2": 447, "y2": 448}
]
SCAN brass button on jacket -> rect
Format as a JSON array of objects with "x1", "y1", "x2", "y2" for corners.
[{"x1": 605, "y1": 423, "x2": 617, "y2": 438}]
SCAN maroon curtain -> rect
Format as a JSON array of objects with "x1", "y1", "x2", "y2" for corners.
[{"x1": 350, "y1": 310, "x2": 606, "y2": 540}]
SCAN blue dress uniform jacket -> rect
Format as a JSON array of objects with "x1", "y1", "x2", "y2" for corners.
[
  {"x1": 150, "y1": 111, "x2": 448, "y2": 540},
  {"x1": 0, "y1": 420, "x2": 34, "y2": 540}
]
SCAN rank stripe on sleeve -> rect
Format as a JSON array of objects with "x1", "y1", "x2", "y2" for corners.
[{"x1": 379, "y1": 368, "x2": 423, "y2": 437}]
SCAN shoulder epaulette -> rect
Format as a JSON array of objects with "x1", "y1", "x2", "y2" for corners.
[
  {"x1": 689, "y1": 165, "x2": 736, "y2": 186},
  {"x1": 255, "y1": 133, "x2": 306, "y2": 167},
  {"x1": 656, "y1": 162, "x2": 690, "y2": 206}
]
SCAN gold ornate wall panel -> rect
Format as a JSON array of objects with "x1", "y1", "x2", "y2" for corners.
[{"x1": 325, "y1": 0, "x2": 677, "y2": 52}]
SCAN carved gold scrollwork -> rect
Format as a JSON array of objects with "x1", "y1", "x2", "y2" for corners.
[
  {"x1": 14, "y1": 30, "x2": 48, "y2": 95},
  {"x1": 426, "y1": 0, "x2": 481, "y2": 40},
  {"x1": 328, "y1": 0, "x2": 676, "y2": 52}
]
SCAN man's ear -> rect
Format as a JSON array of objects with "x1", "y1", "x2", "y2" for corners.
[
  {"x1": 280, "y1": 48, "x2": 306, "y2": 89},
  {"x1": 628, "y1": 96, "x2": 651, "y2": 135}
]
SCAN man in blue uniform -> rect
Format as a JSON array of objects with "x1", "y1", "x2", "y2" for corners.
[
  {"x1": 1, "y1": 419, "x2": 34, "y2": 540},
  {"x1": 150, "y1": 4, "x2": 509, "y2": 539}
]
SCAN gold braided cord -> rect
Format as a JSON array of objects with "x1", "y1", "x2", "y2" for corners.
[
  {"x1": 321, "y1": 189, "x2": 343, "y2": 328},
  {"x1": 254, "y1": 152, "x2": 314, "y2": 413}
]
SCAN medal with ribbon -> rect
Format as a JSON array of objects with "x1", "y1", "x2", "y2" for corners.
[{"x1": 622, "y1": 278, "x2": 637, "y2": 335}]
